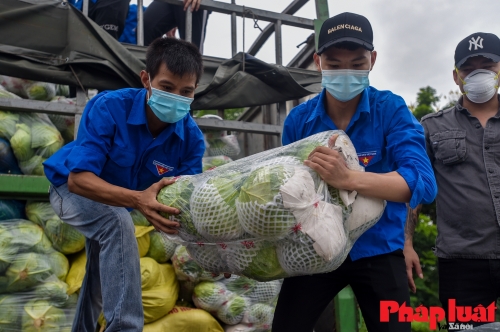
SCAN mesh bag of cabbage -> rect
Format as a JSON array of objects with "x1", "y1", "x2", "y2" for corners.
[
  {"x1": 159, "y1": 130, "x2": 386, "y2": 281},
  {"x1": 0, "y1": 110, "x2": 64, "y2": 175}
]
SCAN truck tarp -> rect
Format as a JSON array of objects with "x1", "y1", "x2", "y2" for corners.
[{"x1": 0, "y1": 0, "x2": 321, "y2": 109}]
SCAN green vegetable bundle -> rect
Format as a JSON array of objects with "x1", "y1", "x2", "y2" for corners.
[
  {"x1": 0, "y1": 111, "x2": 64, "y2": 175},
  {"x1": 158, "y1": 131, "x2": 386, "y2": 281}
]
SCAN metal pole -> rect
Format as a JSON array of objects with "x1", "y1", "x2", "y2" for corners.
[
  {"x1": 274, "y1": 19, "x2": 283, "y2": 65},
  {"x1": 231, "y1": 0, "x2": 237, "y2": 56},
  {"x1": 75, "y1": 87, "x2": 87, "y2": 139},
  {"x1": 185, "y1": 5, "x2": 193, "y2": 43},
  {"x1": 137, "y1": 0, "x2": 144, "y2": 46},
  {"x1": 82, "y1": 0, "x2": 89, "y2": 16}
]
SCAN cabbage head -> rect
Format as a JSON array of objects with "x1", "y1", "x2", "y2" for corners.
[
  {"x1": 146, "y1": 230, "x2": 177, "y2": 263},
  {"x1": 157, "y1": 177, "x2": 199, "y2": 240},
  {"x1": 216, "y1": 295, "x2": 248, "y2": 325},
  {"x1": 293, "y1": 140, "x2": 322, "y2": 162},
  {"x1": 130, "y1": 209, "x2": 150, "y2": 226},
  {"x1": 25, "y1": 201, "x2": 57, "y2": 227},
  {"x1": 30, "y1": 123, "x2": 63, "y2": 158},
  {"x1": 0, "y1": 111, "x2": 19, "y2": 139},
  {"x1": 0, "y1": 295, "x2": 21, "y2": 330},
  {"x1": 25, "y1": 82, "x2": 56, "y2": 101},
  {"x1": 10, "y1": 123, "x2": 34, "y2": 162},
  {"x1": 46, "y1": 251, "x2": 69, "y2": 281},
  {"x1": 225, "y1": 276, "x2": 257, "y2": 295},
  {"x1": 19, "y1": 155, "x2": 47, "y2": 176},
  {"x1": 0, "y1": 227, "x2": 16, "y2": 274},
  {"x1": 238, "y1": 164, "x2": 296, "y2": 238},
  {"x1": 55, "y1": 85, "x2": 70, "y2": 97},
  {"x1": 193, "y1": 281, "x2": 228, "y2": 312},
  {"x1": 242, "y1": 243, "x2": 287, "y2": 282},
  {"x1": 8, "y1": 220, "x2": 53, "y2": 254},
  {"x1": 4, "y1": 253, "x2": 52, "y2": 293},
  {"x1": 45, "y1": 217, "x2": 85, "y2": 254},
  {"x1": 172, "y1": 245, "x2": 203, "y2": 282},
  {"x1": 248, "y1": 280, "x2": 282, "y2": 304},
  {"x1": 192, "y1": 172, "x2": 246, "y2": 241},
  {"x1": 22, "y1": 299, "x2": 66, "y2": 332},
  {"x1": 246, "y1": 303, "x2": 274, "y2": 327},
  {"x1": 33, "y1": 277, "x2": 69, "y2": 305}
]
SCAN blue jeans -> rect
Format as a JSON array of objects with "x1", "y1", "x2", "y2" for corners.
[{"x1": 50, "y1": 183, "x2": 144, "y2": 332}]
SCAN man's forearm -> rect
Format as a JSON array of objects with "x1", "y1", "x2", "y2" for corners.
[
  {"x1": 348, "y1": 171, "x2": 411, "y2": 203},
  {"x1": 68, "y1": 171, "x2": 139, "y2": 208},
  {"x1": 405, "y1": 204, "x2": 422, "y2": 244}
]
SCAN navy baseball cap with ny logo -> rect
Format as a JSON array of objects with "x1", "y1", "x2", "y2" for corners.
[
  {"x1": 455, "y1": 32, "x2": 500, "y2": 68},
  {"x1": 317, "y1": 12, "x2": 374, "y2": 55}
]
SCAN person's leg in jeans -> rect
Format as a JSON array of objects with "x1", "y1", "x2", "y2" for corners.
[
  {"x1": 439, "y1": 258, "x2": 497, "y2": 328},
  {"x1": 143, "y1": 1, "x2": 176, "y2": 46},
  {"x1": 89, "y1": 0, "x2": 130, "y2": 39},
  {"x1": 350, "y1": 250, "x2": 411, "y2": 332},
  {"x1": 50, "y1": 184, "x2": 143, "y2": 332},
  {"x1": 272, "y1": 264, "x2": 349, "y2": 331},
  {"x1": 173, "y1": 6, "x2": 209, "y2": 52}
]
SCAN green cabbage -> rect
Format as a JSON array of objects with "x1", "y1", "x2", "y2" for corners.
[
  {"x1": 3, "y1": 253, "x2": 52, "y2": 293},
  {"x1": 130, "y1": 209, "x2": 150, "y2": 226},
  {"x1": 8, "y1": 220, "x2": 53, "y2": 254},
  {"x1": 225, "y1": 276, "x2": 257, "y2": 295},
  {"x1": 33, "y1": 278, "x2": 69, "y2": 305},
  {"x1": 146, "y1": 230, "x2": 176, "y2": 263},
  {"x1": 216, "y1": 295, "x2": 248, "y2": 325},
  {"x1": 55, "y1": 85, "x2": 70, "y2": 97},
  {"x1": 293, "y1": 140, "x2": 323, "y2": 162},
  {"x1": 10, "y1": 123, "x2": 34, "y2": 162},
  {"x1": 44, "y1": 217, "x2": 85, "y2": 254},
  {"x1": 25, "y1": 82, "x2": 56, "y2": 101},
  {"x1": 246, "y1": 303, "x2": 274, "y2": 327},
  {"x1": 242, "y1": 243, "x2": 287, "y2": 282},
  {"x1": 21, "y1": 299, "x2": 66, "y2": 332},
  {"x1": 0, "y1": 295, "x2": 21, "y2": 330},
  {"x1": 19, "y1": 155, "x2": 47, "y2": 176},
  {"x1": 172, "y1": 246, "x2": 203, "y2": 282},
  {"x1": 192, "y1": 172, "x2": 246, "y2": 240},
  {"x1": 192, "y1": 281, "x2": 227, "y2": 312},
  {"x1": 0, "y1": 111, "x2": 19, "y2": 139},
  {"x1": 25, "y1": 201, "x2": 57, "y2": 227},
  {"x1": 0, "y1": 227, "x2": 16, "y2": 274},
  {"x1": 157, "y1": 177, "x2": 199, "y2": 239},
  {"x1": 248, "y1": 280, "x2": 282, "y2": 304},
  {"x1": 46, "y1": 251, "x2": 69, "y2": 281},
  {"x1": 238, "y1": 164, "x2": 296, "y2": 238},
  {"x1": 30, "y1": 123, "x2": 63, "y2": 158}
]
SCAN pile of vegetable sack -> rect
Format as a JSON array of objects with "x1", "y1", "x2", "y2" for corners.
[
  {"x1": 158, "y1": 130, "x2": 386, "y2": 281},
  {"x1": 172, "y1": 245, "x2": 280, "y2": 332},
  {"x1": 201, "y1": 115, "x2": 241, "y2": 158},
  {"x1": 0, "y1": 219, "x2": 77, "y2": 331}
]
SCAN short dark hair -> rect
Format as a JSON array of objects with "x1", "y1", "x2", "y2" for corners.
[{"x1": 146, "y1": 37, "x2": 203, "y2": 83}]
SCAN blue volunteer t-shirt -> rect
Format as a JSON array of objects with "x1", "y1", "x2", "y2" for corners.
[
  {"x1": 282, "y1": 87, "x2": 437, "y2": 261},
  {"x1": 44, "y1": 88, "x2": 205, "y2": 192}
]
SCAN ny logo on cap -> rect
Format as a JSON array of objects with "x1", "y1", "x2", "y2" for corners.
[{"x1": 469, "y1": 36, "x2": 484, "y2": 51}]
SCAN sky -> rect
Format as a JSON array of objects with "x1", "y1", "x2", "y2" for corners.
[{"x1": 134, "y1": 0, "x2": 500, "y2": 108}]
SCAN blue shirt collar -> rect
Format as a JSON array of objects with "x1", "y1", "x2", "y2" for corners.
[
  {"x1": 306, "y1": 88, "x2": 371, "y2": 126},
  {"x1": 127, "y1": 88, "x2": 185, "y2": 141}
]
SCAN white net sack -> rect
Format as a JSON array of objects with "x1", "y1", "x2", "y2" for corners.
[{"x1": 159, "y1": 130, "x2": 386, "y2": 281}]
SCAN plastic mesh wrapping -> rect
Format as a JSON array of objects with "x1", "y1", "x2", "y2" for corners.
[
  {"x1": 159, "y1": 130, "x2": 386, "y2": 281},
  {"x1": 0, "y1": 111, "x2": 64, "y2": 175},
  {"x1": 193, "y1": 276, "x2": 281, "y2": 327}
]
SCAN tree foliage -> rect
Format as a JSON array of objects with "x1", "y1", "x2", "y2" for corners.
[{"x1": 412, "y1": 86, "x2": 440, "y2": 121}]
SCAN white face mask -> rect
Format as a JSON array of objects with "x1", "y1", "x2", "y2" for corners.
[{"x1": 458, "y1": 68, "x2": 500, "y2": 104}]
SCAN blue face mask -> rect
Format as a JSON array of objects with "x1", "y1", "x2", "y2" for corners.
[
  {"x1": 320, "y1": 59, "x2": 370, "y2": 102},
  {"x1": 147, "y1": 76, "x2": 194, "y2": 123}
]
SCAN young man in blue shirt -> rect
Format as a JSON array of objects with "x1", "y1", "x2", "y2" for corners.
[
  {"x1": 43, "y1": 37, "x2": 205, "y2": 331},
  {"x1": 272, "y1": 13, "x2": 437, "y2": 332}
]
